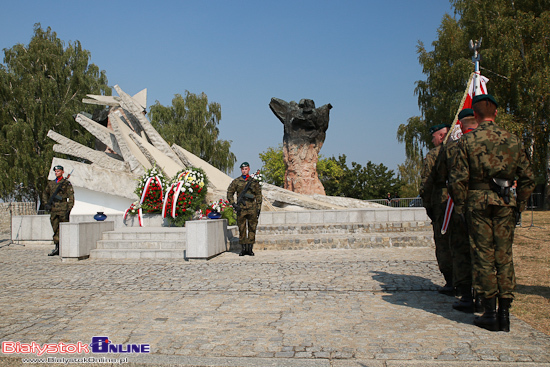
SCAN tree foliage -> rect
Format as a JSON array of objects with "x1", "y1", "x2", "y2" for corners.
[
  {"x1": 0, "y1": 24, "x2": 110, "y2": 202},
  {"x1": 398, "y1": 1, "x2": 550, "y2": 197},
  {"x1": 258, "y1": 144, "x2": 285, "y2": 187},
  {"x1": 259, "y1": 146, "x2": 401, "y2": 199},
  {"x1": 149, "y1": 91, "x2": 236, "y2": 174}
]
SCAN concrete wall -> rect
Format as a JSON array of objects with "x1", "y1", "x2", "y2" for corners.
[
  {"x1": 0, "y1": 202, "x2": 37, "y2": 237},
  {"x1": 258, "y1": 207, "x2": 428, "y2": 225},
  {"x1": 11, "y1": 215, "x2": 53, "y2": 244}
]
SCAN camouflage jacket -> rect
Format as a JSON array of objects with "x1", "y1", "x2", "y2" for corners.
[
  {"x1": 448, "y1": 120, "x2": 535, "y2": 214},
  {"x1": 423, "y1": 142, "x2": 453, "y2": 207},
  {"x1": 43, "y1": 178, "x2": 75, "y2": 214},
  {"x1": 227, "y1": 176, "x2": 262, "y2": 211},
  {"x1": 419, "y1": 145, "x2": 441, "y2": 209}
]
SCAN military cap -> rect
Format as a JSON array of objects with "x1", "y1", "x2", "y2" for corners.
[
  {"x1": 472, "y1": 94, "x2": 498, "y2": 107},
  {"x1": 240, "y1": 162, "x2": 250, "y2": 168},
  {"x1": 429, "y1": 124, "x2": 451, "y2": 135},
  {"x1": 458, "y1": 108, "x2": 474, "y2": 120},
  {"x1": 53, "y1": 165, "x2": 64, "y2": 171}
]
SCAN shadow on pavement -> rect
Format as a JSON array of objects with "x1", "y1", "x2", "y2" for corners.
[{"x1": 371, "y1": 270, "x2": 474, "y2": 325}]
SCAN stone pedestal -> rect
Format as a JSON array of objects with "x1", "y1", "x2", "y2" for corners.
[
  {"x1": 60, "y1": 221, "x2": 115, "y2": 261},
  {"x1": 186, "y1": 219, "x2": 228, "y2": 260}
]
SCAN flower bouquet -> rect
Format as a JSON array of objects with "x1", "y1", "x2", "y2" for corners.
[
  {"x1": 124, "y1": 166, "x2": 166, "y2": 226},
  {"x1": 251, "y1": 169, "x2": 264, "y2": 186},
  {"x1": 205, "y1": 199, "x2": 236, "y2": 225},
  {"x1": 162, "y1": 167, "x2": 209, "y2": 226}
]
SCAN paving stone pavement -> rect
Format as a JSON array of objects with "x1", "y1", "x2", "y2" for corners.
[{"x1": 0, "y1": 243, "x2": 549, "y2": 367}]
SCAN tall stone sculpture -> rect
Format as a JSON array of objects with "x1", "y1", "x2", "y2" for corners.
[{"x1": 269, "y1": 98, "x2": 332, "y2": 195}]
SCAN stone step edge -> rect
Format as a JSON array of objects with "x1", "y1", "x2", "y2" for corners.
[{"x1": 89, "y1": 249, "x2": 186, "y2": 259}]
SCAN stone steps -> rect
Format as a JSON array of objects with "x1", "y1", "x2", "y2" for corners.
[
  {"x1": 90, "y1": 227, "x2": 188, "y2": 259},
  {"x1": 90, "y1": 249, "x2": 186, "y2": 259},
  {"x1": 254, "y1": 231, "x2": 434, "y2": 251}
]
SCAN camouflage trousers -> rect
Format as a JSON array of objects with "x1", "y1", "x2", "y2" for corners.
[
  {"x1": 467, "y1": 205, "x2": 516, "y2": 299},
  {"x1": 237, "y1": 209, "x2": 258, "y2": 245},
  {"x1": 50, "y1": 212, "x2": 69, "y2": 245},
  {"x1": 432, "y1": 202, "x2": 453, "y2": 276},
  {"x1": 448, "y1": 211, "x2": 472, "y2": 289}
]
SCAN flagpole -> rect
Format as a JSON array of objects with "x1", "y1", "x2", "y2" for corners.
[{"x1": 441, "y1": 38, "x2": 483, "y2": 235}]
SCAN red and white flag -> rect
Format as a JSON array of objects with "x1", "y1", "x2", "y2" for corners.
[{"x1": 441, "y1": 73, "x2": 488, "y2": 234}]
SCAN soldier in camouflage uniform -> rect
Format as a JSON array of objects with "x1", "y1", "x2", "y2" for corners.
[
  {"x1": 420, "y1": 123, "x2": 454, "y2": 295},
  {"x1": 227, "y1": 162, "x2": 262, "y2": 256},
  {"x1": 427, "y1": 109, "x2": 479, "y2": 312},
  {"x1": 43, "y1": 165, "x2": 74, "y2": 256},
  {"x1": 449, "y1": 94, "x2": 535, "y2": 332}
]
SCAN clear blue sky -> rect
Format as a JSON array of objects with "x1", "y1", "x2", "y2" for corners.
[{"x1": 1, "y1": 0, "x2": 455, "y2": 177}]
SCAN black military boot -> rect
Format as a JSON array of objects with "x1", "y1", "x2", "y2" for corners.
[
  {"x1": 438, "y1": 272, "x2": 455, "y2": 296},
  {"x1": 48, "y1": 243, "x2": 59, "y2": 256},
  {"x1": 452, "y1": 285, "x2": 474, "y2": 313},
  {"x1": 474, "y1": 297, "x2": 499, "y2": 331},
  {"x1": 473, "y1": 290, "x2": 483, "y2": 312},
  {"x1": 248, "y1": 243, "x2": 254, "y2": 256},
  {"x1": 239, "y1": 243, "x2": 247, "y2": 256},
  {"x1": 498, "y1": 298, "x2": 512, "y2": 332}
]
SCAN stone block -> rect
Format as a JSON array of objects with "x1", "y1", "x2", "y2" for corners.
[
  {"x1": 401, "y1": 208, "x2": 416, "y2": 222},
  {"x1": 259, "y1": 212, "x2": 273, "y2": 225},
  {"x1": 285, "y1": 212, "x2": 298, "y2": 224},
  {"x1": 323, "y1": 211, "x2": 337, "y2": 223},
  {"x1": 387, "y1": 210, "x2": 402, "y2": 222},
  {"x1": 272, "y1": 213, "x2": 286, "y2": 224},
  {"x1": 185, "y1": 219, "x2": 228, "y2": 260},
  {"x1": 362, "y1": 210, "x2": 376, "y2": 223},
  {"x1": 349, "y1": 210, "x2": 362, "y2": 223},
  {"x1": 12, "y1": 215, "x2": 53, "y2": 242},
  {"x1": 296, "y1": 212, "x2": 311, "y2": 224},
  {"x1": 310, "y1": 211, "x2": 324, "y2": 224},
  {"x1": 335, "y1": 211, "x2": 349, "y2": 223},
  {"x1": 374, "y1": 210, "x2": 389, "y2": 222},
  {"x1": 60, "y1": 221, "x2": 115, "y2": 260}
]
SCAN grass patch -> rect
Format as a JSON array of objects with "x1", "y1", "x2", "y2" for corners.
[{"x1": 512, "y1": 210, "x2": 550, "y2": 335}]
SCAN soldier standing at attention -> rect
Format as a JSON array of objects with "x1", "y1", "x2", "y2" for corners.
[
  {"x1": 227, "y1": 162, "x2": 262, "y2": 256},
  {"x1": 427, "y1": 109, "x2": 479, "y2": 312},
  {"x1": 449, "y1": 94, "x2": 535, "y2": 332},
  {"x1": 43, "y1": 165, "x2": 74, "y2": 256},
  {"x1": 420, "y1": 123, "x2": 454, "y2": 295}
]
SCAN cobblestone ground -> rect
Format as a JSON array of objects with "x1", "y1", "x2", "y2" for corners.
[{"x1": 0, "y1": 244, "x2": 549, "y2": 366}]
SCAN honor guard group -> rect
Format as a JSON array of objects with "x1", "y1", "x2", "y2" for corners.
[{"x1": 419, "y1": 94, "x2": 535, "y2": 332}]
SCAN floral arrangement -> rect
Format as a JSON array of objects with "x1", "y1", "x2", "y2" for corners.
[
  {"x1": 124, "y1": 166, "x2": 166, "y2": 226},
  {"x1": 126, "y1": 201, "x2": 141, "y2": 215},
  {"x1": 251, "y1": 169, "x2": 264, "y2": 186},
  {"x1": 134, "y1": 166, "x2": 166, "y2": 213},
  {"x1": 208, "y1": 199, "x2": 230, "y2": 213},
  {"x1": 162, "y1": 167, "x2": 209, "y2": 226}
]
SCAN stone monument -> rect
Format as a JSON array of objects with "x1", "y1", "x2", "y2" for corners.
[{"x1": 269, "y1": 98, "x2": 332, "y2": 195}]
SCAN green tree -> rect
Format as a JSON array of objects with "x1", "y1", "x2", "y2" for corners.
[
  {"x1": 258, "y1": 144, "x2": 285, "y2": 186},
  {"x1": 258, "y1": 146, "x2": 401, "y2": 199},
  {"x1": 398, "y1": 1, "x2": 550, "y2": 204},
  {"x1": 0, "y1": 24, "x2": 110, "y2": 202},
  {"x1": 336, "y1": 156, "x2": 401, "y2": 200},
  {"x1": 149, "y1": 91, "x2": 236, "y2": 174}
]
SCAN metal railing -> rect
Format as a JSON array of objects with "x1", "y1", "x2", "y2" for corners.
[
  {"x1": 367, "y1": 192, "x2": 545, "y2": 209},
  {"x1": 366, "y1": 197, "x2": 423, "y2": 208}
]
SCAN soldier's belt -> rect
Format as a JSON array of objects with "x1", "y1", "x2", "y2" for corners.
[{"x1": 469, "y1": 183, "x2": 491, "y2": 190}]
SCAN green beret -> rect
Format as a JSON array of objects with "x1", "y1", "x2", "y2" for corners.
[
  {"x1": 429, "y1": 124, "x2": 451, "y2": 135},
  {"x1": 472, "y1": 94, "x2": 498, "y2": 107},
  {"x1": 458, "y1": 108, "x2": 474, "y2": 120},
  {"x1": 53, "y1": 165, "x2": 64, "y2": 171},
  {"x1": 240, "y1": 162, "x2": 250, "y2": 168}
]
